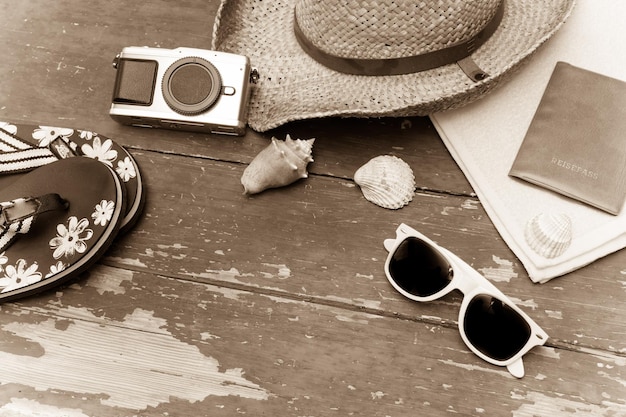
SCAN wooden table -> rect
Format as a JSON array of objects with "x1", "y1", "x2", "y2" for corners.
[{"x1": 1, "y1": 1, "x2": 625, "y2": 416}]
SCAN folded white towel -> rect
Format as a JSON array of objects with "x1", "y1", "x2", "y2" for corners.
[{"x1": 430, "y1": 0, "x2": 626, "y2": 282}]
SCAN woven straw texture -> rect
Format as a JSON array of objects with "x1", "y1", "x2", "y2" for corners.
[
  {"x1": 212, "y1": 0, "x2": 575, "y2": 132},
  {"x1": 296, "y1": 0, "x2": 501, "y2": 59}
]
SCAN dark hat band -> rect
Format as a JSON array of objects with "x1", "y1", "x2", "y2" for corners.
[{"x1": 294, "y1": 1, "x2": 505, "y2": 78}]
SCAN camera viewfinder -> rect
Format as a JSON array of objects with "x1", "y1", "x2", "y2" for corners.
[{"x1": 113, "y1": 59, "x2": 158, "y2": 106}]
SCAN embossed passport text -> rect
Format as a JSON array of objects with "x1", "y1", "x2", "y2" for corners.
[{"x1": 509, "y1": 62, "x2": 626, "y2": 215}]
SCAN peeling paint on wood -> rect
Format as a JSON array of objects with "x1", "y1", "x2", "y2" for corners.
[
  {"x1": 1, "y1": 308, "x2": 271, "y2": 410},
  {"x1": 511, "y1": 391, "x2": 626, "y2": 416},
  {"x1": 0, "y1": 398, "x2": 89, "y2": 417},
  {"x1": 478, "y1": 255, "x2": 518, "y2": 282}
]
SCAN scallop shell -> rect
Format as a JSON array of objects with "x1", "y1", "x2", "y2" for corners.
[
  {"x1": 525, "y1": 212, "x2": 572, "y2": 258},
  {"x1": 354, "y1": 155, "x2": 415, "y2": 209},
  {"x1": 241, "y1": 134, "x2": 315, "y2": 194}
]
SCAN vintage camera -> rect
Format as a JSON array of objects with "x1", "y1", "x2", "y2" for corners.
[{"x1": 109, "y1": 46, "x2": 256, "y2": 135}]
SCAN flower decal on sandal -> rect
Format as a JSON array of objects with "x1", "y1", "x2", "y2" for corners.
[
  {"x1": 0, "y1": 122, "x2": 17, "y2": 135},
  {"x1": 92, "y1": 200, "x2": 116, "y2": 226},
  {"x1": 46, "y1": 261, "x2": 67, "y2": 278},
  {"x1": 49, "y1": 216, "x2": 94, "y2": 259},
  {"x1": 32, "y1": 126, "x2": 74, "y2": 148},
  {"x1": 78, "y1": 129, "x2": 96, "y2": 140},
  {"x1": 116, "y1": 156, "x2": 137, "y2": 182},
  {"x1": 0, "y1": 259, "x2": 42, "y2": 293},
  {"x1": 81, "y1": 136, "x2": 118, "y2": 167}
]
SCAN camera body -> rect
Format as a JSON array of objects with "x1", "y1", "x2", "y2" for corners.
[{"x1": 109, "y1": 46, "x2": 254, "y2": 135}]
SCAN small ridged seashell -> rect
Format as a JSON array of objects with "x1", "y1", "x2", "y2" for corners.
[
  {"x1": 241, "y1": 134, "x2": 314, "y2": 194},
  {"x1": 354, "y1": 155, "x2": 415, "y2": 209},
  {"x1": 525, "y1": 212, "x2": 572, "y2": 258}
]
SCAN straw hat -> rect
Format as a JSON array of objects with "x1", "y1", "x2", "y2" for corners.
[{"x1": 212, "y1": 0, "x2": 575, "y2": 132}]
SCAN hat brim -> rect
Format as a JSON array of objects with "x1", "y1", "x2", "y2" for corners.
[{"x1": 212, "y1": 0, "x2": 575, "y2": 132}]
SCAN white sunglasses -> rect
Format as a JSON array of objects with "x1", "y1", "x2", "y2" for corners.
[{"x1": 384, "y1": 223, "x2": 548, "y2": 378}]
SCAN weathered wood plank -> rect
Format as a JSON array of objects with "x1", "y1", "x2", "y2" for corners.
[
  {"x1": 100, "y1": 150, "x2": 626, "y2": 357},
  {"x1": 1, "y1": 265, "x2": 624, "y2": 416}
]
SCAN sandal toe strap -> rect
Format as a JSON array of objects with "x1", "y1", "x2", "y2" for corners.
[
  {"x1": 0, "y1": 127, "x2": 82, "y2": 174},
  {"x1": 0, "y1": 194, "x2": 68, "y2": 251}
]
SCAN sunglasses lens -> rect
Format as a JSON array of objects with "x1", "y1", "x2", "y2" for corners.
[
  {"x1": 388, "y1": 237, "x2": 453, "y2": 297},
  {"x1": 463, "y1": 295, "x2": 532, "y2": 361}
]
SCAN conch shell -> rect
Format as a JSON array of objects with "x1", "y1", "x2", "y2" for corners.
[
  {"x1": 525, "y1": 212, "x2": 572, "y2": 258},
  {"x1": 241, "y1": 134, "x2": 314, "y2": 194},
  {"x1": 354, "y1": 155, "x2": 415, "y2": 209}
]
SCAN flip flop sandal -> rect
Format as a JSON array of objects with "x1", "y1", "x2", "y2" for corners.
[
  {"x1": 0, "y1": 121, "x2": 144, "y2": 234},
  {"x1": 0, "y1": 157, "x2": 125, "y2": 303}
]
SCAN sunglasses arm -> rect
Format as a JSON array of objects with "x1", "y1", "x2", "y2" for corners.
[
  {"x1": 383, "y1": 238, "x2": 396, "y2": 253},
  {"x1": 507, "y1": 358, "x2": 525, "y2": 378}
]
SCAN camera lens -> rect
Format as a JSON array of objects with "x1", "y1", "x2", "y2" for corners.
[{"x1": 162, "y1": 57, "x2": 222, "y2": 115}]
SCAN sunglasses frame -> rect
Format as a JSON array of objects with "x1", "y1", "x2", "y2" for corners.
[{"x1": 383, "y1": 223, "x2": 549, "y2": 378}]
